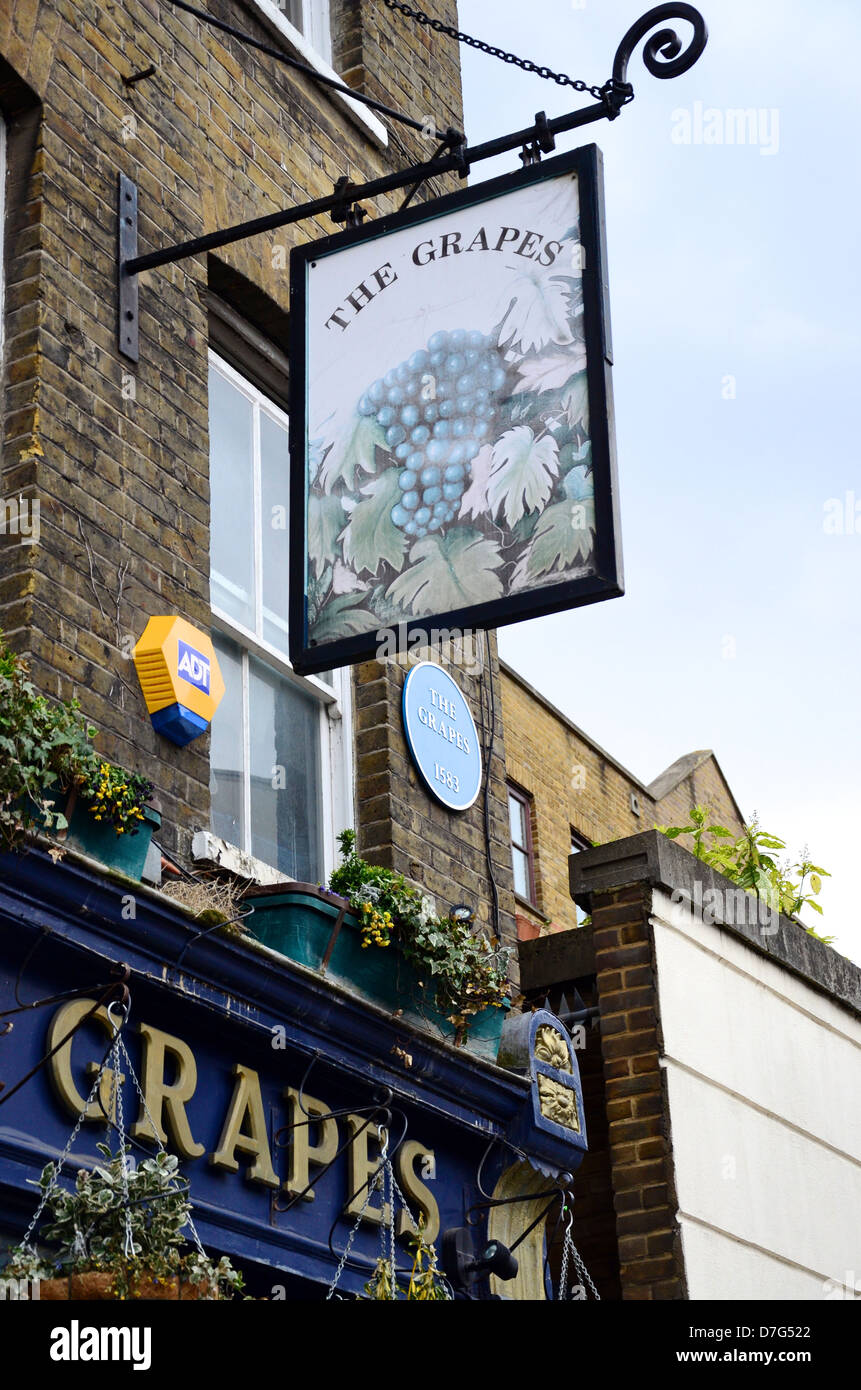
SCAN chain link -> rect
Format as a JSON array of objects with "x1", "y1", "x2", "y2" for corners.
[
  {"x1": 117, "y1": 1035, "x2": 208, "y2": 1259},
  {"x1": 382, "y1": 0, "x2": 606, "y2": 101},
  {"x1": 326, "y1": 1172, "x2": 380, "y2": 1299},
  {"x1": 18, "y1": 1060, "x2": 106, "y2": 1254},
  {"x1": 559, "y1": 1222, "x2": 601, "y2": 1300},
  {"x1": 109, "y1": 1026, "x2": 136, "y2": 1260}
]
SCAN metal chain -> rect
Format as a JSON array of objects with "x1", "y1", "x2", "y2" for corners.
[
  {"x1": 117, "y1": 1035, "x2": 208, "y2": 1259},
  {"x1": 385, "y1": 1159, "x2": 396, "y2": 1298},
  {"x1": 18, "y1": 1057, "x2": 105, "y2": 1252},
  {"x1": 326, "y1": 1172, "x2": 381, "y2": 1299},
  {"x1": 110, "y1": 1028, "x2": 136, "y2": 1261},
  {"x1": 559, "y1": 1221, "x2": 601, "y2": 1301},
  {"x1": 382, "y1": 0, "x2": 606, "y2": 100}
]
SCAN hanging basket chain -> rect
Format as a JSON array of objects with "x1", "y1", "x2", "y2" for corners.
[
  {"x1": 16, "y1": 1056, "x2": 107, "y2": 1258},
  {"x1": 16, "y1": 1002, "x2": 213, "y2": 1269},
  {"x1": 381, "y1": 0, "x2": 607, "y2": 100},
  {"x1": 558, "y1": 1207, "x2": 601, "y2": 1300},
  {"x1": 116, "y1": 1034, "x2": 208, "y2": 1260},
  {"x1": 107, "y1": 1024, "x2": 136, "y2": 1260},
  {"x1": 326, "y1": 1163, "x2": 382, "y2": 1299}
]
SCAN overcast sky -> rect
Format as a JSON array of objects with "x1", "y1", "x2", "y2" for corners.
[{"x1": 457, "y1": 0, "x2": 860, "y2": 963}]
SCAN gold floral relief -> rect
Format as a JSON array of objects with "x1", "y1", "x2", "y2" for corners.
[
  {"x1": 537, "y1": 1075, "x2": 580, "y2": 1133},
  {"x1": 534, "y1": 1025, "x2": 572, "y2": 1073}
]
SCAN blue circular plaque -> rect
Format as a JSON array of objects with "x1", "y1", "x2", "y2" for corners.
[{"x1": 402, "y1": 662, "x2": 482, "y2": 813}]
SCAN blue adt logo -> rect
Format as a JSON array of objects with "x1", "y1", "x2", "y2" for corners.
[{"x1": 177, "y1": 640, "x2": 210, "y2": 695}]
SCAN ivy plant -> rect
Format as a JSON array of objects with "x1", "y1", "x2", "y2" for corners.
[
  {"x1": 0, "y1": 632, "x2": 151, "y2": 849},
  {"x1": 3, "y1": 1144, "x2": 244, "y2": 1300},
  {"x1": 328, "y1": 829, "x2": 511, "y2": 1036}
]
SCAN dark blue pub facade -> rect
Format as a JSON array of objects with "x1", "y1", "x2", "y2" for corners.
[{"x1": 0, "y1": 846, "x2": 587, "y2": 1300}]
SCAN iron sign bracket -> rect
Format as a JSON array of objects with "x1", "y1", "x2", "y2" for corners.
[
  {"x1": 116, "y1": 4, "x2": 707, "y2": 360},
  {"x1": 117, "y1": 174, "x2": 139, "y2": 363}
]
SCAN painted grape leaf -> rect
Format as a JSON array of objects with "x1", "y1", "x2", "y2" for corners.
[
  {"x1": 563, "y1": 462, "x2": 593, "y2": 503},
  {"x1": 560, "y1": 371, "x2": 590, "y2": 432},
  {"x1": 385, "y1": 528, "x2": 504, "y2": 614},
  {"x1": 310, "y1": 591, "x2": 376, "y2": 642},
  {"x1": 339, "y1": 468, "x2": 406, "y2": 577},
  {"x1": 513, "y1": 349, "x2": 587, "y2": 396},
  {"x1": 308, "y1": 492, "x2": 346, "y2": 577},
  {"x1": 309, "y1": 437, "x2": 327, "y2": 486},
  {"x1": 497, "y1": 273, "x2": 576, "y2": 357},
  {"x1": 332, "y1": 559, "x2": 363, "y2": 594},
  {"x1": 318, "y1": 411, "x2": 387, "y2": 493},
  {"x1": 485, "y1": 427, "x2": 559, "y2": 528},
  {"x1": 511, "y1": 496, "x2": 596, "y2": 588},
  {"x1": 459, "y1": 443, "x2": 495, "y2": 522},
  {"x1": 559, "y1": 439, "x2": 592, "y2": 476}
]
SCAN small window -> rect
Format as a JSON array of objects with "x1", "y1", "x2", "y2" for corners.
[
  {"x1": 259, "y1": 0, "x2": 332, "y2": 65},
  {"x1": 508, "y1": 784, "x2": 536, "y2": 905},
  {"x1": 570, "y1": 827, "x2": 592, "y2": 927}
]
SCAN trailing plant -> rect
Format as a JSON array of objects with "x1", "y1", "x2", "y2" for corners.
[
  {"x1": 78, "y1": 761, "x2": 152, "y2": 836},
  {"x1": 0, "y1": 632, "x2": 151, "y2": 849},
  {"x1": 4, "y1": 1144, "x2": 243, "y2": 1300},
  {"x1": 329, "y1": 829, "x2": 511, "y2": 1035},
  {"x1": 656, "y1": 805, "x2": 833, "y2": 944},
  {"x1": 361, "y1": 1219, "x2": 450, "y2": 1301}
]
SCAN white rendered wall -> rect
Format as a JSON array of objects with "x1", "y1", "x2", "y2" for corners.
[{"x1": 651, "y1": 889, "x2": 861, "y2": 1301}]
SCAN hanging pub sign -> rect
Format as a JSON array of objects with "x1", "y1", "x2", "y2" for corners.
[{"x1": 289, "y1": 143, "x2": 622, "y2": 675}]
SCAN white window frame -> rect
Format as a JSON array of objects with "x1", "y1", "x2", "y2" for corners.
[
  {"x1": 248, "y1": 0, "x2": 387, "y2": 148},
  {"x1": 209, "y1": 349, "x2": 353, "y2": 884}
]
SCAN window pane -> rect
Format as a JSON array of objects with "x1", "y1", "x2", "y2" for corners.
[
  {"x1": 508, "y1": 792, "x2": 526, "y2": 850},
  {"x1": 249, "y1": 659, "x2": 322, "y2": 881},
  {"x1": 512, "y1": 846, "x2": 530, "y2": 900},
  {"x1": 210, "y1": 633, "x2": 244, "y2": 848},
  {"x1": 260, "y1": 410, "x2": 290, "y2": 653},
  {"x1": 210, "y1": 365, "x2": 255, "y2": 630}
]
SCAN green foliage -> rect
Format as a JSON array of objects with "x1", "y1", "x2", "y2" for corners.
[
  {"x1": 405, "y1": 1219, "x2": 450, "y2": 1300},
  {"x1": 82, "y1": 761, "x2": 153, "y2": 836},
  {"x1": 656, "y1": 806, "x2": 833, "y2": 944},
  {"x1": 0, "y1": 632, "x2": 152, "y2": 849},
  {"x1": 329, "y1": 829, "x2": 511, "y2": 1036},
  {"x1": 384, "y1": 528, "x2": 505, "y2": 614},
  {"x1": 340, "y1": 468, "x2": 407, "y2": 576},
  {"x1": 4, "y1": 1144, "x2": 243, "y2": 1299},
  {"x1": 361, "y1": 1218, "x2": 449, "y2": 1300}
]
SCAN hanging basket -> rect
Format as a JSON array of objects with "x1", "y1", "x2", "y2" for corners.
[
  {"x1": 4, "y1": 1000, "x2": 242, "y2": 1301},
  {"x1": 38, "y1": 1270, "x2": 217, "y2": 1301}
]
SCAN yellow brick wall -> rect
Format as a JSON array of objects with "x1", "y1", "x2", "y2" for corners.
[{"x1": 501, "y1": 664, "x2": 746, "y2": 935}]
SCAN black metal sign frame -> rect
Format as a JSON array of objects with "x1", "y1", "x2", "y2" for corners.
[{"x1": 288, "y1": 143, "x2": 621, "y2": 674}]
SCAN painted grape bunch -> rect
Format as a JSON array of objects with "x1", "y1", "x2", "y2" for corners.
[{"x1": 357, "y1": 330, "x2": 508, "y2": 540}]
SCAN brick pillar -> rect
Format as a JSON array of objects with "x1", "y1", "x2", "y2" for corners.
[
  {"x1": 591, "y1": 883, "x2": 687, "y2": 1300},
  {"x1": 353, "y1": 637, "x2": 519, "y2": 992}
]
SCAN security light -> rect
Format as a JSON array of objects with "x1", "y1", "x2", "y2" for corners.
[{"x1": 451, "y1": 904, "x2": 475, "y2": 924}]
